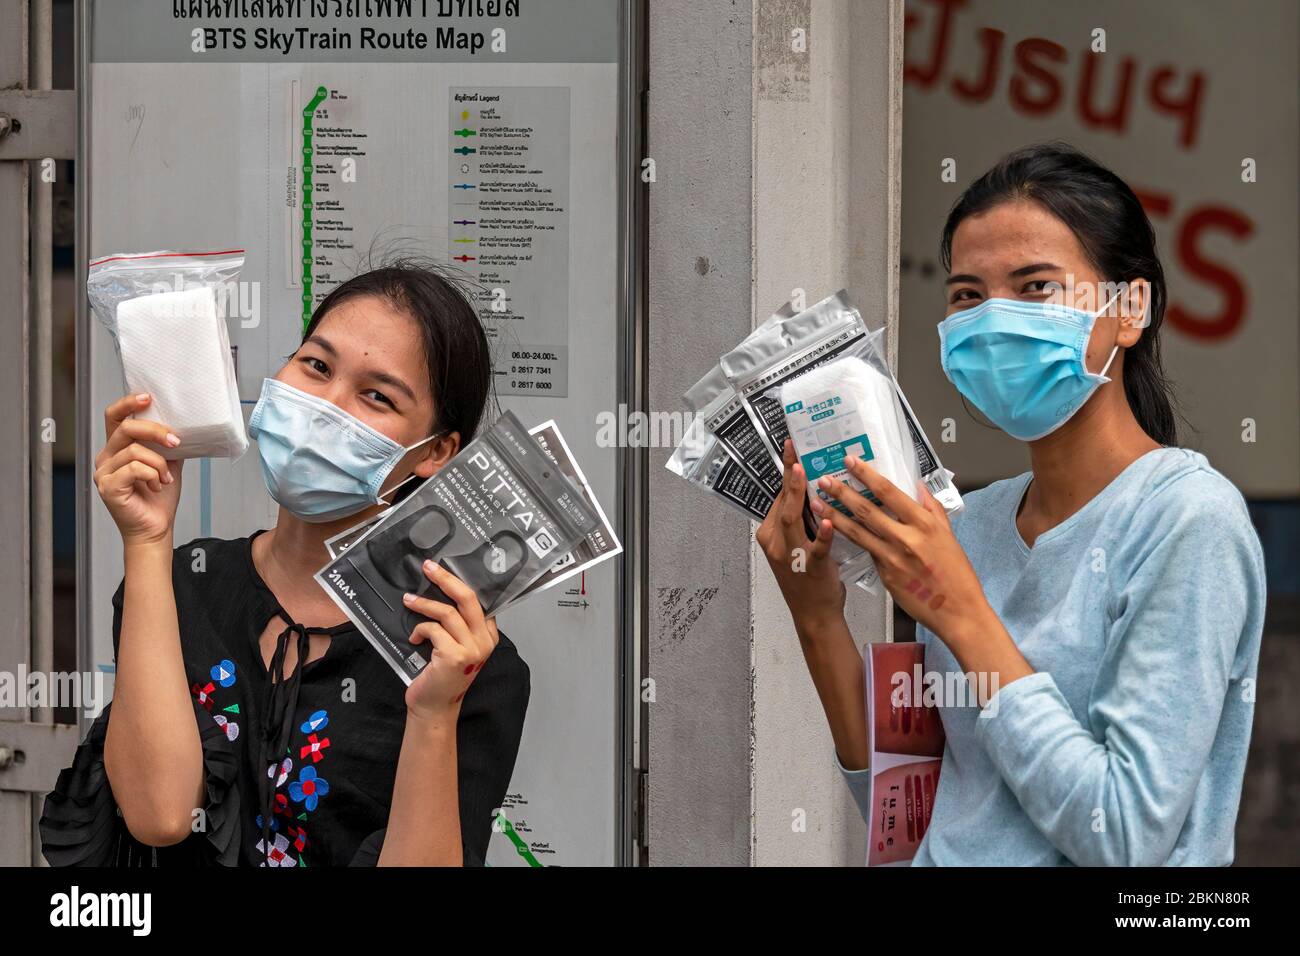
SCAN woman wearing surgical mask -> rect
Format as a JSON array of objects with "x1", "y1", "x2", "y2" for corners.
[
  {"x1": 41, "y1": 260, "x2": 529, "y2": 867},
  {"x1": 759, "y1": 143, "x2": 1266, "y2": 865}
]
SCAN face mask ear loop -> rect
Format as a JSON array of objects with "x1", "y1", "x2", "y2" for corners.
[
  {"x1": 1094, "y1": 289, "x2": 1127, "y2": 380},
  {"x1": 375, "y1": 430, "x2": 447, "y2": 505},
  {"x1": 376, "y1": 471, "x2": 419, "y2": 507}
]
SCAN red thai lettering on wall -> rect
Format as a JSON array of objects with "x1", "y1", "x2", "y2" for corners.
[
  {"x1": 904, "y1": 0, "x2": 1206, "y2": 149},
  {"x1": 1136, "y1": 189, "x2": 1255, "y2": 342},
  {"x1": 905, "y1": 0, "x2": 1250, "y2": 342}
]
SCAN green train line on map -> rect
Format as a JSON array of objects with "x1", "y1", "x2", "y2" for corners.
[
  {"x1": 494, "y1": 812, "x2": 543, "y2": 867},
  {"x1": 301, "y1": 85, "x2": 328, "y2": 331}
]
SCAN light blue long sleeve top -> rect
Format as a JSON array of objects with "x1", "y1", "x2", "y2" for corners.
[{"x1": 838, "y1": 447, "x2": 1266, "y2": 865}]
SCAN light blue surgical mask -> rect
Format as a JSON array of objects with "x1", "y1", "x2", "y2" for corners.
[
  {"x1": 248, "y1": 378, "x2": 439, "y2": 523},
  {"x1": 937, "y1": 292, "x2": 1123, "y2": 442}
]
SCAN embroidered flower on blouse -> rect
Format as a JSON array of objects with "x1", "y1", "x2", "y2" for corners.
[
  {"x1": 301, "y1": 710, "x2": 329, "y2": 734},
  {"x1": 212, "y1": 714, "x2": 239, "y2": 742},
  {"x1": 257, "y1": 832, "x2": 296, "y2": 867},
  {"x1": 268, "y1": 756, "x2": 292, "y2": 786},
  {"x1": 300, "y1": 733, "x2": 330, "y2": 763},
  {"x1": 288, "y1": 766, "x2": 330, "y2": 812},
  {"x1": 211, "y1": 658, "x2": 237, "y2": 688},
  {"x1": 191, "y1": 681, "x2": 217, "y2": 711},
  {"x1": 285, "y1": 824, "x2": 309, "y2": 853},
  {"x1": 272, "y1": 792, "x2": 291, "y2": 819}
]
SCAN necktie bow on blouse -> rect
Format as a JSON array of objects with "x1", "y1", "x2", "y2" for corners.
[{"x1": 256, "y1": 619, "x2": 320, "y2": 866}]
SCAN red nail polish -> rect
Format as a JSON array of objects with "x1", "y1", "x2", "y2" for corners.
[{"x1": 463, "y1": 664, "x2": 475, "y2": 675}]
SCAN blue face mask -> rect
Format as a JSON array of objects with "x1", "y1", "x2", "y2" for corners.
[
  {"x1": 248, "y1": 378, "x2": 439, "y2": 523},
  {"x1": 937, "y1": 292, "x2": 1123, "y2": 442}
]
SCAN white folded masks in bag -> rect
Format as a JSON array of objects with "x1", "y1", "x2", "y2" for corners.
[
  {"x1": 780, "y1": 354, "x2": 920, "y2": 517},
  {"x1": 115, "y1": 286, "x2": 248, "y2": 460}
]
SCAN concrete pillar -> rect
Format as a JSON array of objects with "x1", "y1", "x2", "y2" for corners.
[{"x1": 648, "y1": 0, "x2": 904, "y2": 865}]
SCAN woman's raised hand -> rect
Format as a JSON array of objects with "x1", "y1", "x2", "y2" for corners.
[
  {"x1": 401, "y1": 560, "x2": 499, "y2": 722},
  {"x1": 811, "y1": 455, "x2": 989, "y2": 644},
  {"x1": 755, "y1": 439, "x2": 847, "y2": 635},
  {"x1": 94, "y1": 393, "x2": 183, "y2": 547}
]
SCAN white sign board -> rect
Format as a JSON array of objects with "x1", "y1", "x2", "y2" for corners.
[{"x1": 83, "y1": 0, "x2": 629, "y2": 866}]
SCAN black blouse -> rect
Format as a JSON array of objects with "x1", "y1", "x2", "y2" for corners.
[{"x1": 39, "y1": 531, "x2": 530, "y2": 867}]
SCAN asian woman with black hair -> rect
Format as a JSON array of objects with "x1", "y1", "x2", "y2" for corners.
[
  {"x1": 41, "y1": 259, "x2": 529, "y2": 867},
  {"x1": 760, "y1": 143, "x2": 1266, "y2": 866}
]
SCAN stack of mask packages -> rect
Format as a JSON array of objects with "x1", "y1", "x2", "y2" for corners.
[
  {"x1": 667, "y1": 291, "x2": 963, "y2": 594},
  {"x1": 317, "y1": 411, "x2": 621, "y2": 685}
]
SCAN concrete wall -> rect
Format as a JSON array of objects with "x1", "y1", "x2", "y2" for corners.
[
  {"x1": 646, "y1": 0, "x2": 759, "y2": 866},
  {"x1": 750, "y1": 0, "x2": 903, "y2": 867},
  {"x1": 647, "y1": 0, "x2": 903, "y2": 866}
]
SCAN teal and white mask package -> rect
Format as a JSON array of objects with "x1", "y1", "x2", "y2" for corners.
[
  {"x1": 722, "y1": 291, "x2": 963, "y2": 593},
  {"x1": 781, "y1": 352, "x2": 919, "y2": 517}
]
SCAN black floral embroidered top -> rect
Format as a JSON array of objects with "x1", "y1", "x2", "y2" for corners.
[{"x1": 39, "y1": 531, "x2": 530, "y2": 867}]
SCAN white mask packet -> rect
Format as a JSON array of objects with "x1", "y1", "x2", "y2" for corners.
[
  {"x1": 722, "y1": 291, "x2": 963, "y2": 594},
  {"x1": 87, "y1": 249, "x2": 248, "y2": 460}
]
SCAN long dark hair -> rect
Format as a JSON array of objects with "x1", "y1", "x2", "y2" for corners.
[
  {"x1": 303, "y1": 255, "x2": 495, "y2": 446},
  {"x1": 939, "y1": 142, "x2": 1182, "y2": 446}
]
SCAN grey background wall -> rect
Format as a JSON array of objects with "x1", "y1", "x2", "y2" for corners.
[
  {"x1": 646, "y1": 0, "x2": 758, "y2": 866},
  {"x1": 647, "y1": 0, "x2": 903, "y2": 865}
]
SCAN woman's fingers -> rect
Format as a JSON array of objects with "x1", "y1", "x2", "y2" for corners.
[
  {"x1": 816, "y1": 497, "x2": 904, "y2": 568},
  {"x1": 100, "y1": 417, "x2": 180, "y2": 465},
  {"x1": 420, "y1": 559, "x2": 488, "y2": 635},
  {"x1": 408, "y1": 620, "x2": 461, "y2": 659},
  {"x1": 97, "y1": 443, "x2": 174, "y2": 488},
  {"x1": 807, "y1": 512, "x2": 835, "y2": 560},
  {"x1": 843, "y1": 456, "x2": 928, "y2": 525},
  {"x1": 777, "y1": 440, "x2": 807, "y2": 529},
  {"x1": 780, "y1": 441, "x2": 821, "y2": 551},
  {"x1": 104, "y1": 392, "x2": 150, "y2": 441},
  {"x1": 401, "y1": 590, "x2": 472, "y2": 645},
  {"x1": 917, "y1": 478, "x2": 952, "y2": 526},
  {"x1": 99, "y1": 460, "x2": 166, "y2": 497},
  {"x1": 816, "y1": 473, "x2": 902, "y2": 543}
]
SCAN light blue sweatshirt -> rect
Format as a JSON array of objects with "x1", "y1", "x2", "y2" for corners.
[{"x1": 838, "y1": 447, "x2": 1266, "y2": 866}]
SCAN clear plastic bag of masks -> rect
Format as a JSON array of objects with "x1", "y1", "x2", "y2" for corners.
[
  {"x1": 87, "y1": 249, "x2": 248, "y2": 460},
  {"x1": 666, "y1": 415, "x2": 775, "y2": 524},
  {"x1": 670, "y1": 305, "x2": 875, "y2": 593},
  {"x1": 721, "y1": 290, "x2": 963, "y2": 593},
  {"x1": 315, "y1": 410, "x2": 602, "y2": 686},
  {"x1": 678, "y1": 305, "x2": 795, "y2": 503}
]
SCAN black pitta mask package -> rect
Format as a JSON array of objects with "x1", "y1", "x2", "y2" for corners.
[{"x1": 316, "y1": 410, "x2": 601, "y2": 685}]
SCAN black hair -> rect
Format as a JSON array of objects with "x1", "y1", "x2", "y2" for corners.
[
  {"x1": 939, "y1": 141, "x2": 1183, "y2": 446},
  {"x1": 302, "y1": 255, "x2": 495, "y2": 447}
]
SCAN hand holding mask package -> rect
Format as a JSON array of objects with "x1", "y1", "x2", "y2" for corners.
[
  {"x1": 316, "y1": 410, "x2": 602, "y2": 685},
  {"x1": 87, "y1": 250, "x2": 248, "y2": 460},
  {"x1": 721, "y1": 291, "x2": 963, "y2": 593}
]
